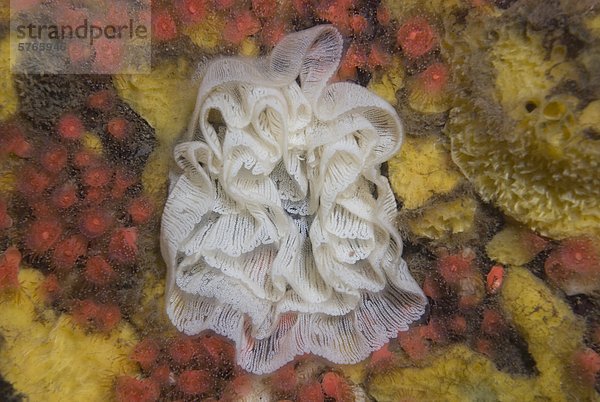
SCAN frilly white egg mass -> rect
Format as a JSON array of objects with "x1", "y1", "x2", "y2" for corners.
[{"x1": 161, "y1": 25, "x2": 427, "y2": 374}]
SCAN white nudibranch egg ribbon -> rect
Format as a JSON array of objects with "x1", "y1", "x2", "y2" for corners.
[{"x1": 160, "y1": 25, "x2": 427, "y2": 374}]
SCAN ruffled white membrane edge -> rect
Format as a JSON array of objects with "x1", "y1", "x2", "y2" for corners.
[{"x1": 161, "y1": 25, "x2": 427, "y2": 374}]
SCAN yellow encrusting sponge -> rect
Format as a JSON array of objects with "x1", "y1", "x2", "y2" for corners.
[{"x1": 0, "y1": 268, "x2": 139, "y2": 402}]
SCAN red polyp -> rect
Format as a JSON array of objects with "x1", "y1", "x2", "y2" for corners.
[
  {"x1": 12, "y1": 138, "x2": 33, "y2": 159},
  {"x1": 398, "y1": 327, "x2": 429, "y2": 361},
  {"x1": 83, "y1": 164, "x2": 113, "y2": 188},
  {"x1": 252, "y1": 0, "x2": 276, "y2": 19},
  {"x1": 96, "y1": 303, "x2": 121, "y2": 332},
  {"x1": 115, "y1": 376, "x2": 160, "y2": 402},
  {"x1": 422, "y1": 275, "x2": 445, "y2": 300},
  {"x1": 57, "y1": 113, "x2": 85, "y2": 141},
  {"x1": 25, "y1": 217, "x2": 63, "y2": 254},
  {"x1": 397, "y1": 16, "x2": 438, "y2": 59},
  {"x1": 41, "y1": 273, "x2": 61, "y2": 302},
  {"x1": 108, "y1": 227, "x2": 138, "y2": 264},
  {"x1": 87, "y1": 89, "x2": 115, "y2": 112},
  {"x1": 297, "y1": 381, "x2": 324, "y2": 402},
  {"x1": 0, "y1": 122, "x2": 32, "y2": 159},
  {"x1": 93, "y1": 38, "x2": 124, "y2": 72},
  {"x1": 175, "y1": 0, "x2": 207, "y2": 26},
  {"x1": 338, "y1": 44, "x2": 367, "y2": 81},
  {"x1": 0, "y1": 198, "x2": 13, "y2": 230},
  {"x1": 270, "y1": 362, "x2": 298, "y2": 394},
  {"x1": 417, "y1": 62, "x2": 449, "y2": 94},
  {"x1": 107, "y1": 117, "x2": 130, "y2": 141},
  {"x1": 178, "y1": 369, "x2": 214, "y2": 395},
  {"x1": 474, "y1": 338, "x2": 494, "y2": 358},
  {"x1": 169, "y1": 335, "x2": 200, "y2": 366},
  {"x1": 105, "y1": 3, "x2": 129, "y2": 26},
  {"x1": 152, "y1": 10, "x2": 178, "y2": 42},
  {"x1": 40, "y1": 143, "x2": 68, "y2": 174},
  {"x1": 0, "y1": 247, "x2": 21, "y2": 290},
  {"x1": 150, "y1": 364, "x2": 172, "y2": 386},
  {"x1": 112, "y1": 167, "x2": 138, "y2": 199},
  {"x1": 131, "y1": 338, "x2": 161, "y2": 371},
  {"x1": 261, "y1": 20, "x2": 286, "y2": 47},
  {"x1": 321, "y1": 372, "x2": 353, "y2": 402},
  {"x1": 376, "y1": 5, "x2": 391, "y2": 26},
  {"x1": 29, "y1": 200, "x2": 53, "y2": 219},
  {"x1": 544, "y1": 236, "x2": 600, "y2": 294},
  {"x1": 344, "y1": 43, "x2": 368, "y2": 70},
  {"x1": 552, "y1": 237, "x2": 598, "y2": 275},
  {"x1": 316, "y1": 2, "x2": 350, "y2": 33},
  {"x1": 480, "y1": 308, "x2": 506, "y2": 336},
  {"x1": 51, "y1": 181, "x2": 78, "y2": 209},
  {"x1": 55, "y1": 6, "x2": 87, "y2": 33},
  {"x1": 571, "y1": 348, "x2": 600, "y2": 386},
  {"x1": 367, "y1": 44, "x2": 392, "y2": 70},
  {"x1": 237, "y1": 11, "x2": 262, "y2": 37},
  {"x1": 73, "y1": 149, "x2": 100, "y2": 169},
  {"x1": 448, "y1": 314, "x2": 468, "y2": 335},
  {"x1": 223, "y1": 374, "x2": 253, "y2": 399},
  {"x1": 197, "y1": 334, "x2": 235, "y2": 370},
  {"x1": 79, "y1": 208, "x2": 114, "y2": 239},
  {"x1": 292, "y1": 0, "x2": 310, "y2": 17},
  {"x1": 83, "y1": 187, "x2": 108, "y2": 205},
  {"x1": 437, "y1": 251, "x2": 475, "y2": 285},
  {"x1": 419, "y1": 319, "x2": 445, "y2": 343},
  {"x1": 67, "y1": 41, "x2": 93, "y2": 65},
  {"x1": 223, "y1": 10, "x2": 263, "y2": 45},
  {"x1": 72, "y1": 299, "x2": 100, "y2": 327},
  {"x1": 17, "y1": 165, "x2": 53, "y2": 199},
  {"x1": 349, "y1": 14, "x2": 368, "y2": 34},
  {"x1": 84, "y1": 255, "x2": 117, "y2": 285},
  {"x1": 128, "y1": 196, "x2": 154, "y2": 225},
  {"x1": 223, "y1": 20, "x2": 246, "y2": 45},
  {"x1": 214, "y1": 0, "x2": 234, "y2": 10},
  {"x1": 52, "y1": 235, "x2": 88, "y2": 271},
  {"x1": 367, "y1": 342, "x2": 395, "y2": 372}
]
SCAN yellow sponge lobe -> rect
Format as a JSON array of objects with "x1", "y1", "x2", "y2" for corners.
[{"x1": 0, "y1": 268, "x2": 139, "y2": 402}]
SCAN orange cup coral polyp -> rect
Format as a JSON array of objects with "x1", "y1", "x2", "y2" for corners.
[{"x1": 161, "y1": 25, "x2": 426, "y2": 374}]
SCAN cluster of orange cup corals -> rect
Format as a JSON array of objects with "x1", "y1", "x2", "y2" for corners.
[
  {"x1": 313, "y1": 1, "x2": 450, "y2": 110},
  {"x1": 118, "y1": 332, "x2": 357, "y2": 401},
  {"x1": 269, "y1": 363, "x2": 355, "y2": 402},
  {"x1": 395, "y1": 13, "x2": 450, "y2": 113},
  {"x1": 544, "y1": 237, "x2": 600, "y2": 388},
  {"x1": 151, "y1": 0, "x2": 288, "y2": 47},
  {"x1": 0, "y1": 88, "x2": 154, "y2": 332},
  {"x1": 151, "y1": 0, "x2": 294, "y2": 48},
  {"x1": 149, "y1": 0, "x2": 448, "y2": 90},
  {"x1": 363, "y1": 247, "x2": 519, "y2": 368},
  {"x1": 118, "y1": 333, "x2": 236, "y2": 401}
]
